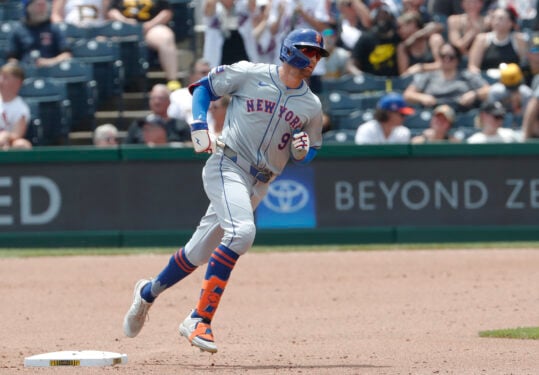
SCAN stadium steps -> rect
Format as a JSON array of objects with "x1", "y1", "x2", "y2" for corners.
[{"x1": 69, "y1": 44, "x2": 194, "y2": 146}]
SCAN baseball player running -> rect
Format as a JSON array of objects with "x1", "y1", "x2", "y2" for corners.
[{"x1": 122, "y1": 28, "x2": 328, "y2": 354}]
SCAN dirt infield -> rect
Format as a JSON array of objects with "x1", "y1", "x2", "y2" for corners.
[{"x1": 2, "y1": 248, "x2": 539, "y2": 374}]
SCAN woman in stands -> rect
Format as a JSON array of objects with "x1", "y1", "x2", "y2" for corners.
[
  {"x1": 396, "y1": 10, "x2": 444, "y2": 76},
  {"x1": 447, "y1": 0, "x2": 487, "y2": 59},
  {"x1": 108, "y1": 0, "x2": 181, "y2": 92},
  {"x1": 467, "y1": 5, "x2": 528, "y2": 74},
  {"x1": 202, "y1": 0, "x2": 254, "y2": 68},
  {"x1": 403, "y1": 42, "x2": 490, "y2": 112}
]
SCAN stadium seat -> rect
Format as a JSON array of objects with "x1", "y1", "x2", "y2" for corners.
[
  {"x1": 326, "y1": 91, "x2": 384, "y2": 111},
  {"x1": 0, "y1": 0, "x2": 23, "y2": 21},
  {"x1": 325, "y1": 90, "x2": 383, "y2": 122},
  {"x1": 168, "y1": 0, "x2": 196, "y2": 46},
  {"x1": 0, "y1": 21, "x2": 16, "y2": 61},
  {"x1": 519, "y1": 18, "x2": 536, "y2": 33},
  {"x1": 322, "y1": 129, "x2": 357, "y2": 145},
  {"x1": 56, "y1": 22, "x2": 90, "y2": 44},
  {"x1": 24, "y1": 100, "x2": 44, "y2": 146},
  {"x1": 502, "y1": 113, "x2": 523, "y2": 129},
  {"x1": 70, "y1": 39, "x2": 124, "y2": 111},
  {"x1": 404, "y1": 110, "x2": 432, "y2": 130},
  {"x1": 89, "y1": 21, "x2": 149, "y2": 92},
  {"x1": 34, "y1": 59, "x2": 98, "y2": 131},
  {"x1": 19, "y1": 77, "x2": 72, "y2": 146},
  {"x1": 454, "y1": 109, "x2": 479, "y2": 128},
  {"x1": 390, "y1": 75, "x2": 413, "y2": 92},
  {"x1": 409, "y1": 128, "x2": 426, "y2": 137},
  {"x1": 451, "y1": 127, "x2": 478, "y2": 141},
  {"x1": 321, "y1": 73, "x2": 390, "y2": 95},
  {"x1": 333, "y1": 109, "x2": 375, "y2": 130},
  {"x1": 431, "y1": 13, "x2": 448, "y2": 40}
]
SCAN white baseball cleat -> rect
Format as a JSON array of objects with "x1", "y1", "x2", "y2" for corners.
[
  {"x1": 123, "y1": 279, "x2": 153, "y2": 338},
  {"x1": 178, "y1": 310, "x2": 218, "y2": 353}
]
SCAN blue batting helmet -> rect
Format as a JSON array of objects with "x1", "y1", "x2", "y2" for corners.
[{"x1": 280, "y1": 28, "x2": 329, "y2": 69}]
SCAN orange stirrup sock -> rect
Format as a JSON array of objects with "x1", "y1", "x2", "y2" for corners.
[{"x1": 195, "y1": 244, "x2": 239, "y2": 321}]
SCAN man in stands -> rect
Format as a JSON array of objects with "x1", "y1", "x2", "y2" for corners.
[
  {"x1": 124, "y1": 84, "x2": 191, "y2": 146},
  {"x1": 7, "y1": 0, "x2": 72, "y2": 67}
]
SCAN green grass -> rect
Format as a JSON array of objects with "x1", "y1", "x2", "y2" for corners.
[
  {"x1": 479, "y1": 327, "x2": 539, "y2": 340},
  {"x1": 0, "y1": 241, "x2": 538, "y2": 258}
]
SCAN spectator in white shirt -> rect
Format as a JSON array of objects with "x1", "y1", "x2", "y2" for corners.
[
  {"x1": 0, "y1": 63, "x2": 32, "y2": 150},
  {"x1": 355, "y1": 92, "x2": 414, "y2": 144},
  {"x1": 467, "y1": 101, "x2": 520, "y2": 143}
]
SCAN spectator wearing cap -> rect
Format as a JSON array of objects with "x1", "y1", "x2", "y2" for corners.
[
  {"x1": 411, "y1": 104, "x2": 460, "y2": 143},
  {"x1": 93, "y1": 123, "x2": 119, "y2": 147},
  {"x1": 349, "y1": 1, "x2": 401, "y2": 77},
  {"x1": 354, "y1": 92, "x2": 414, "y2": 144},
  {"x1": 468, "y1": 6, "x2": 528, "y2": 74},
  {"x1": 124, "y1": 84, "x2": 191, "y2": 145},
  {"x1": 7, "y1": 0, "x2": 72, "y2": 67},
  {"x1": 523, "y1": 32, "x2": 539, "y2": 90},
  {"x1": 487, "y1": 62, "x2": 532, "y2": 117},
  {"x1": 139, "y1": 113, "x2": 169, "y2": 147},
  {"x1": 467, "y1": 101, "x2": 520, "y2": 143}
]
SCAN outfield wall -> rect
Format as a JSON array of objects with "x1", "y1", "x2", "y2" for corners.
[{"x1": 1, "y1": 143, "x2": 538, "y2": 247}]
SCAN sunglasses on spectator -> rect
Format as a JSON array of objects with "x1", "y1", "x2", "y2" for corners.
[
  {"x1": 440, "y1": 53, "x2": 457, "y2": 61},
  {"x1": 300, "y1": 47, "x2": 322, "y2": 60}
]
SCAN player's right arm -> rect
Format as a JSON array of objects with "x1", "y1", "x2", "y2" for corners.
[{"x1": 189, "y1": 76, "x2": 221, "y2": 153}]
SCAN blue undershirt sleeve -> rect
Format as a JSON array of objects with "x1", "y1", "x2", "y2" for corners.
[
  {"x1": 293, "y1": 148, "x2": 318, "y2": 165},
  {"x1": 189, "y1": 76, "x2": 221, "y2": 126}
]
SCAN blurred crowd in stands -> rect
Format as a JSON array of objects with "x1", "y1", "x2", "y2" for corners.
[{"x1": 1, "y1": 0, "x2": 539, "y2": 148}]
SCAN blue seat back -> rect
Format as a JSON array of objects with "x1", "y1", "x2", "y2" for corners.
[
  {"x1": 35, "y1": 59, "x2": 98, "y2": 131},
  {"x1": 0, "y1": 21, "x2": 17, "y2": 60},
  {"x1": 0, "y1": 1, "x2": 23, "y2": 21},
  {"x1": 88, "y1": 21, "x2": 148, "y2": 91},
  {"x1": 322, "y1": 73, "x2": 390, "y2": 95},
  {"x1": 20, "y1": 77, "x2": 72, "y2": 145},
  {"x1": 403, "y1": 110, "x2": 432, "y2": 129},
  {"x1": 71, "y1": 39, "x2": 124, "y2": 106},
  {"x1": 322, "y1": 129, "x2": 357, "y2": 145}
]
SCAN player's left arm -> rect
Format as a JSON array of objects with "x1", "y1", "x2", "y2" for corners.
[
  {"x1": 291, "y1": 109, "x2": 323, "y2": 165},
  {"x1": 291, "y1": 130, "x2": 318, "y2": 165}
]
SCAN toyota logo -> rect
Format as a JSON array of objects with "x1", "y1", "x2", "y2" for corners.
[{"x1": 263, "y1": 180, "x2": 310, "y2": 213}]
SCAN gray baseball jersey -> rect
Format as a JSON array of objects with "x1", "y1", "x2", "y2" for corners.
[
  {"x1": 208, "y1": 60, "x2": 324, "y2": 176},
  {"x1": 184, "y1": 60, "x2": 324, "y2": 260}
]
